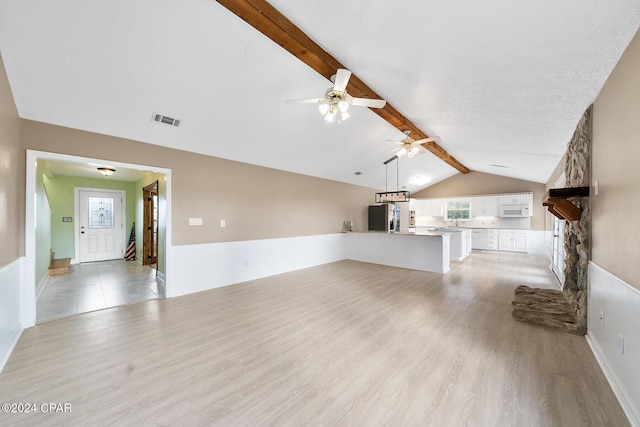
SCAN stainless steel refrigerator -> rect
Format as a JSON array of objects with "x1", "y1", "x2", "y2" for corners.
[{"x1": 368, "y1": 204, "x2": 398, "y2": 232}]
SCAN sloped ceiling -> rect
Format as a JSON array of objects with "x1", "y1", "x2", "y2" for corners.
[{"x1": 0, "y1": 0, "x2": 638, "y2": 193}]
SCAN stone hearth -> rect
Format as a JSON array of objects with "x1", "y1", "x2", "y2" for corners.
[{"x1": 512, "y1": 285, "x2": 585, "y2": 335}]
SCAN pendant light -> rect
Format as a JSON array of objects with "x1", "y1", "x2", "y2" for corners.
[{"x1": 375, "y1": 156, "x2": 410, "y2": 203}]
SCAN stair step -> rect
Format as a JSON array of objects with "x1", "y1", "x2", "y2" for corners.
[{"x1": 49, "y1": 257, "x2": 71, "y2": 275}]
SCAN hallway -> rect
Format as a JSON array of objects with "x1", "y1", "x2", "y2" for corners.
[{"x1": 37, "y1": 260, "x2": 164, "y2": 323}]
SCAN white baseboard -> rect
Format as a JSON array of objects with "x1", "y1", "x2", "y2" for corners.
[
  {"x1": 586, "y1": 332, "x2": 639, "y2": 426},
  {"x1": 156, "y1": 270, "x2": 166, "y2": 284},
  {"x1": 0, "y1": 329, "x2": 22, "y2": 374}
]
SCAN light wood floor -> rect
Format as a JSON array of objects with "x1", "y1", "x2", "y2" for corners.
[{"x1": 0, "y1": 252, "x2": 628, "y2": 426}]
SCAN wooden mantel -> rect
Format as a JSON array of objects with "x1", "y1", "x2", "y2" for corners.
[{"x1": 542, "y1": 187, "x2": 590, "y2": 221}]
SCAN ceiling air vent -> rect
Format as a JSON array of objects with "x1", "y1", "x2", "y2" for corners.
[{"x1": 152, "y1": 112, "x2": 181, "y2": 127}]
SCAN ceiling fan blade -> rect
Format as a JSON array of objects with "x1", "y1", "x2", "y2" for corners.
[
  {"x1": 414, "y1": 137, "x2": 439, "y2": 144},
  {"x1": 333, "y1": 69, "x2": 352, "y2": 92},
  {"x1": 351, "y1": 97, "x2": 386, "y2": 108},
  {"x1": 285, "y1": 98, "x2": 323, "y2": 104}
]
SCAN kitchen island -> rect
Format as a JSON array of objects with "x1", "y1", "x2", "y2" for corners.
[{"x1": 345, "y1": 231, "x2": 450, "y2": 273}]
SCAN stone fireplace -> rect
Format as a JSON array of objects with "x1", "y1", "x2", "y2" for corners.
[{"x1": 512, "y1": 106, "x2": 591, "y2": 335}]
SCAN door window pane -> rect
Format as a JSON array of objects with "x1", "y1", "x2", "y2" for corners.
[{"x1": 89, "y1": 197, "x2": 114, "y2": 229}]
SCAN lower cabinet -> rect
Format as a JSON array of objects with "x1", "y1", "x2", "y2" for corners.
[
  {"x1": 471, "y1": 229, "x2": 527, "y2": 253},
  {"x1": 450, "y1": 230, "x2": 472, "y2": 261},
  {"x1": 486, "y1": 230, "x2": 498, "y2": 250},
  {"x1": 498, "y1": 230, "x2": 528, "y2": 253}
]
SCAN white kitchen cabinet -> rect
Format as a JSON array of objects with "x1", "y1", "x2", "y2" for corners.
[
  {"x1": 513, "y1": 233, "x2": 528, "y2": 252},
  {"x1": 465, "y1": 230, "x2": 472, "y2": 254},
  {"x1": 425, "y1": 199, "x2": 443, "y2": 216},
  {"x1": 486, "y1": 230, "x2": 498, "y2": 250},
  {"x1": 414, "y1": 199, "x2": 443, "y2": 217},
  {"x1": 498, "y1": 194, "x2": 532, "y2": 206},
  {"x1": 447, "y1": 229, "x2": 472, "y2": 261},
  {"x1": 471, "y1": 196, "x2": 498, "y2": 216},
  {"x1": 498, "y1": 230, "x2": 528, "y2": 253}
]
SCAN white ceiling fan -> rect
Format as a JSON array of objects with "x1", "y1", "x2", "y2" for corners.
[
  {"x1": 390, "y1": 130, "x2": 439, "y2": 159},
  {"x1": 286, "y1": 69, "x2": 386, "y2": 123}
]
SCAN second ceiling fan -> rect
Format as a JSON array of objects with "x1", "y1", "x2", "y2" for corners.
[
  {"x1": 390, "y1": 130, "x2": 439, "y2": 158},
  {"x1": 286, "y1": 69, "x2": 386, "y2": 123}
]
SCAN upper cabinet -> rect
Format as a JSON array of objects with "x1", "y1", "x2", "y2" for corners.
[
  {"x1": 498, "y1": 194, "x2": 532, "y2": 206},
  {"x1": 470, "y1": 196, "x2": 498, "y2": 217},
  {"x1": 412, "y1": 199, "x2": 443, "y2": 217},
  {"x1": 414, "y1": 192, "x2": 533, "y2": 218}
]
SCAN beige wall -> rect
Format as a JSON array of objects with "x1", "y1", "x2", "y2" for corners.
[
  {"x1": 0, "y1": 54, "x2": 24, "y2": 268},
  {"x1": 592, "y1": 29, "x2": 640, "y2": 290},
  {"x1": 413, "y1": 171, "x2": 547, "y2": 230},
  {"x1": 20, "y1": 120, "x2": 376, "y2": 246}
]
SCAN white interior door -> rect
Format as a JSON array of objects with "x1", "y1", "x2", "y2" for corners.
[{"x1": 78, "y1": 189, "x2": 124, "y2": 263}]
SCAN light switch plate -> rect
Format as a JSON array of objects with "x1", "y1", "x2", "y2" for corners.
[{"x1": 220, "y1": 219, "x2": 226, "y2": 228}]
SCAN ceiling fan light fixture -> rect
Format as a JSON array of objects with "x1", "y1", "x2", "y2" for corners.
[
  {"x1": 338, "y1": 100, "x2": 350, "y2": 112},
  {"x1": 318, "y1": 102, "x2": 330, "y2": 115},
  {"x1": 324, "y1": 108, "x2": 336, "y2": 122},
  {"x1": 339, "y1": 110, "x2": 350, "y2": 121}
]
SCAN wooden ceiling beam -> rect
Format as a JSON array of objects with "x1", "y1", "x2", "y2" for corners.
[{"x1": 216, "y1": 0, "x2": 470, "y2": 174}]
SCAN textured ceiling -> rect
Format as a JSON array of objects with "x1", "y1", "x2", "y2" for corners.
[{"x1": 1, "y1": 0, "x2": 638, "y2": 193}]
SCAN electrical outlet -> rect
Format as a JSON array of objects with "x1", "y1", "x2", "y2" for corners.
[
  {"x1": 220, "y1": 219, "x2": 226, "y2": 228},
  {"x1": 594, "y1": 180, "x2": 599, "y2": 196}
]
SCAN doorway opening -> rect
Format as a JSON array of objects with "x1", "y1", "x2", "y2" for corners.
[{"x1": 25, "y1": 150, "x2": 172, "y2": 327}]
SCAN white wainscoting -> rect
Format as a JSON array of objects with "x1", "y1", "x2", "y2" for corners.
[
  {"x1": 0, "y1": 258, "x2": 25, "y2": 372},
  {"x1": 168, "y1": 233, "x2": 346, "y2": 297},
  {"x1": 345, "y1": 232, "x2": 450, "y2": 273},
  {"x1": 587, "y1": 262, "x2": 640, "y2": 426},
  {"x1": 527, "y1": 230, "x2": 548, "y2": 255}
]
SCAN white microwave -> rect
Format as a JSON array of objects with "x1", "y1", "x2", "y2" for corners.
[{"x1": 500, "y1": 205, "x2": 530, "y2": 217}]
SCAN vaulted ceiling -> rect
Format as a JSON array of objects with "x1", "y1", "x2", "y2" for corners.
[{"x1": 1, "y1": 1, "x2": 639, "y2": 192}]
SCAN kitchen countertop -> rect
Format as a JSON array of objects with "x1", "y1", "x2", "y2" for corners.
[{"x1": 350, "y1": 230, "x2": 450, "y2": 236}]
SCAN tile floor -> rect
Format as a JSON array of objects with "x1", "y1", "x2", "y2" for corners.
[{"x1": 37, "y1": 260, "x2": 164, "y2": 323}]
